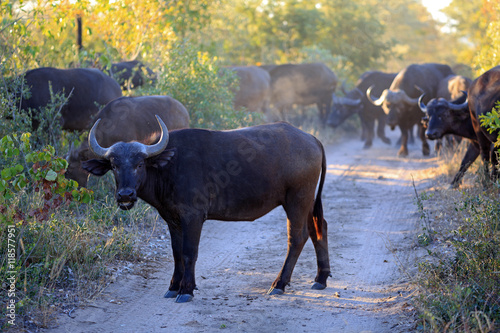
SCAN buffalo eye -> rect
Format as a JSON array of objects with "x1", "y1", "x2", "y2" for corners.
[{"x1": 112, "y1": 164, "x2": 117, "y2": 171}]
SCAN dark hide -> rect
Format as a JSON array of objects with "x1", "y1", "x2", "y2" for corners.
[
  {"x1": 468, "y1": 66, "x2": 500, "y2": 183},
  {"x1": 20, "y1": 67, "x2": 122, "y2": 131},
  {"x1": 327, "y1": 71, "x2": 396, "y2": 149}
]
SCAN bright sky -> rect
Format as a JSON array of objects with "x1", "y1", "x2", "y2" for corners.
[{"x1": 422, "y1": 0, "x2": 453, "y2": 22}]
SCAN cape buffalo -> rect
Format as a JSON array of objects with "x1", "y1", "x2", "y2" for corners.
[
  {"x1": 419, "y1": 91, "x2": 475, "y2": 187},
  {"x1": 468, "y1": 66, "x2": 500, "y2": 182},
  {"x1": 82, "y1": 117, "x2": 331, "y2": 303},
  {"x1": 426, "y1": 75, "x2": 472, "y2": 152},
  {"x1": 268, "y1": 63, "x2": 338, "y2": 122},
  {"x1": 109, "y1": 60, "x2": 156, "y2": 89},
  {"x1": 21, "y1": 67, "x2": 122, "y2": 131},
  {"x1": 367, "y1": 63, "x2": 454, "y2": 157},
  {"x1": 228, "y1": 66, "x2": 271, "y2": 113},
  {"x1": 66, "y1": 95, "x2": 190, "y2": 187},
  {"x1": 327, "y1": 71, "x2": 397, "y2": 149}
]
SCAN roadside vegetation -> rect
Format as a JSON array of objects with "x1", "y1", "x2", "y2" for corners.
[{"x1": 2, "y1": 0, "x2": 500, "y2": 331}]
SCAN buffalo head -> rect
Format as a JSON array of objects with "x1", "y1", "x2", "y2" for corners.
[
  {"x1": 418, "y1": 91, "x2": 468, "y2": 140},
  {"x1": 82, "y1": 115, "x2": 175, "y2": 210},
  {"x1": 327, "y1": 92, "x2": 362, "y2": 128},
  {"x1": 366, "y1": 85, "x2": 419, "y2": 129}
]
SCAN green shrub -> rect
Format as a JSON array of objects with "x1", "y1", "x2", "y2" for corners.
[
  {"x1": 415, "y1": 190, "x2": 500, "y2": 332},
  {"x1": 0, "y1": 132, "x2": 142, "y2": 330},
  {"x1": 142, "y1": 41, "x2": 261, "y2": 130}
]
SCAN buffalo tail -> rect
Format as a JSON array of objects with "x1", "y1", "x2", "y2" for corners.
[{"x1": 312, "y1": 141, "x2": 326, "y2": 240}]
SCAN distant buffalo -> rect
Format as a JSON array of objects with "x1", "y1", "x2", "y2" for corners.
[
  {"x1": 328, "y1": 71, "x2": 396, "y2": 149},
  {"x1": 228, "y1": 66, "x2": 271, "y2": 113},
  {"x1": 65, "y1": 95, "x2": 189, "y2": 187},
  {"x1": 268, "y1": 63, "x2": 338, "y2": 122},
  {"x1": 109, "y1": 60, "x2": 156, "y2": 89},
  {"x1": 367, "y1": 63, "x2": 454, "y2": 157},
  {"x1": 20, "y1": 67, "x2": 122, "y2": 131}
]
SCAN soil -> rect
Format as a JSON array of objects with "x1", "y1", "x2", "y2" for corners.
[{"x1": 43, "y1": 129, "x2": 440, "y2": 333}]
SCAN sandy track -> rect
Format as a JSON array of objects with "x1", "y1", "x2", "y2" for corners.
[{"x1": 44, "y1": 130, "x2": 439, "y2": 333}]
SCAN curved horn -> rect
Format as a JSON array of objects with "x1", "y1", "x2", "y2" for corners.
[
  {"x1": 402, "y1": 90, "x2": 419, "y2": 105},
  {"x1": 144, "y1": 115, "x2": 169, "y2": 157},
  {"x1": 341, "y1": 80, "x2": 348, "y2": 95},
  {"x1": 366, "y1": 85, "x2": 385, "y2": 106},
  {"x1": 418, "y1": 93, "x2": 427, "y2": 113},
  {"x1": 447, "y1": 91, "x2": 469, "y2": 111},
  {"x1": 88, "y1": 119, "x2": 109, "y2": 158}
]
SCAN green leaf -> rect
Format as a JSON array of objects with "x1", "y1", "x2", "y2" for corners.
[
  {"x1": 45, "y1": 169, "x2": 58, "y2": 181},
  {"x1": 1, "y1": 168, "x2": 11, "y2": 180}
]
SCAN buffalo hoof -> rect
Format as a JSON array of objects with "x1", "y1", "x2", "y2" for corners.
[
  {"x1": 311, "y1": 282, "x2": 326, "y2": 290},
  {"x1": 363, "y1": 142, "x2": 373, "y2": 149},
  {"x1": 267, "y1": 287, "x2": 284, "y2": 295},
  {"x1": 175, "y1": 294, "x2": 194, "y2": 303},
  {"x1": 381, "y1": 137, "x2": 391, "y2": 145},
  {"x1": 164, "y1": 290, "x2": 178, "y2": 298},
  {"x1": 397, "y1": 148, "x2": 409, "y2": 157}
]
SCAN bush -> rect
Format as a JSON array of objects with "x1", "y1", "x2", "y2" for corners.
[
  {"x1": 414, "y1": 189, "x2": 500, "y2": 332},
  {"x1": 0, "y1": 132, "x2": 141, "y2": 330},
  {"x1": 141, "y1": 41, "x2": 262, "y2": 130}
]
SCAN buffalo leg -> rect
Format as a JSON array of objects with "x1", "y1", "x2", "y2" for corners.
[
  {"x1": 362, "y1": 118, "x2": 375, "y2": 149},
  {"x1": 307, "y1": 214, "x2": 331, "y2": 289},
  {"x1": 397, "y1": 125, "x2": 409, "y2": 157},
  {"x1": 450, "y1": 142, "x2": 479, "y2": 188},
  {"x1": 376, "y1": 116, "x2": 391, "y2": 145},
  {"x1": 268, "y1": 203, "x2": 310, "y2": 295},
  {"x1": 175, "y1": 219, "x2": 204, "y2": 303},
  {"x1": 164, "y1": 223, "x2": 184, "y2": 298},
  {"x1": 419, "y1": 125, "x2": 430, "y2": 156}
]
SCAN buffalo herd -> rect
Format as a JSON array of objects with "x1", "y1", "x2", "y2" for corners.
[{"x1": 12, "y1": 59, "x2": 500, "y2": 302}]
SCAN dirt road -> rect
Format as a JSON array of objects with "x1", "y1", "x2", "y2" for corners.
[{"x1": 46, "y1": 130, "x2": 439, "y2": 333}]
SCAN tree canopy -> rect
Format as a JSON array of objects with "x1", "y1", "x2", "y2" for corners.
[{"x1": 2, "y1": 0, "x2": 488, "y2": 81}]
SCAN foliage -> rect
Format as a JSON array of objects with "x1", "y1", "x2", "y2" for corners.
[
  {"x1": 143, "y1": 41, "x2": 260, "y2": 129},
  {"x1": 415, "y1": 189, "x2": 500, "y2": 332},
  {"x1": 473, "y1": 3, "x2": 500, "y2": 74},
  {"x1": 479, "y1": 101, "x2": 500, "y2": 150}
]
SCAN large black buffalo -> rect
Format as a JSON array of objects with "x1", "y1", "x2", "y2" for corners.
[
  {"x1": 20, "y1": 67, "x2": 122, "y2": 131},
  {"x1": 367, "y1": 63, "x2": 454, "y2": 156},
  {"x1": 327, "y1": 71, "x2": 396, "y2": 149},
  {"x1": 267, "y1": 63, "x2": 338, "y2": 122},
  {"x1": 82, "y1": 117, "x2": 331, "y2": 303},
  {"x1": 468, "y1": 66, "x2": 500, "y2": 182},
  {"x1": 419, "y1": 91, "x2": 475, "y2": 187}
]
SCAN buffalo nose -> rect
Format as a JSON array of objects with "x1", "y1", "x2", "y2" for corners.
[{"x1": 117, "y1": 188, "x2": 136, "y2": 202}]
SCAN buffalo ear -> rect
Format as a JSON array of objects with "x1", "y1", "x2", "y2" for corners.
[
  {"x1": 81, "y1": 159, "x2": 111, "y2": 176},
  {"x1": 149, "y1": 148, "x2": 176, "y2": 169}
]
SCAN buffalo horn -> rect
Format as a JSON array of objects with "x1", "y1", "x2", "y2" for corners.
[
  {"x1": 418, "y1": 93, "x2": 427, "y2": 113},
  {"x1": 447, "y1": 91, "x2": 469, "y2": 111},
  {"x1": 366, "y1": 85, "x2": 385, "y2": 106},
  {"x1": 402, "y1": 90, "x2": 419, "y2": 105},
  {"x1": 144, "y1": 115, "x2": 170, "y2": 157},
  {"x1": 88, "y1": 119, "x2": 109, "y2": 158}
]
